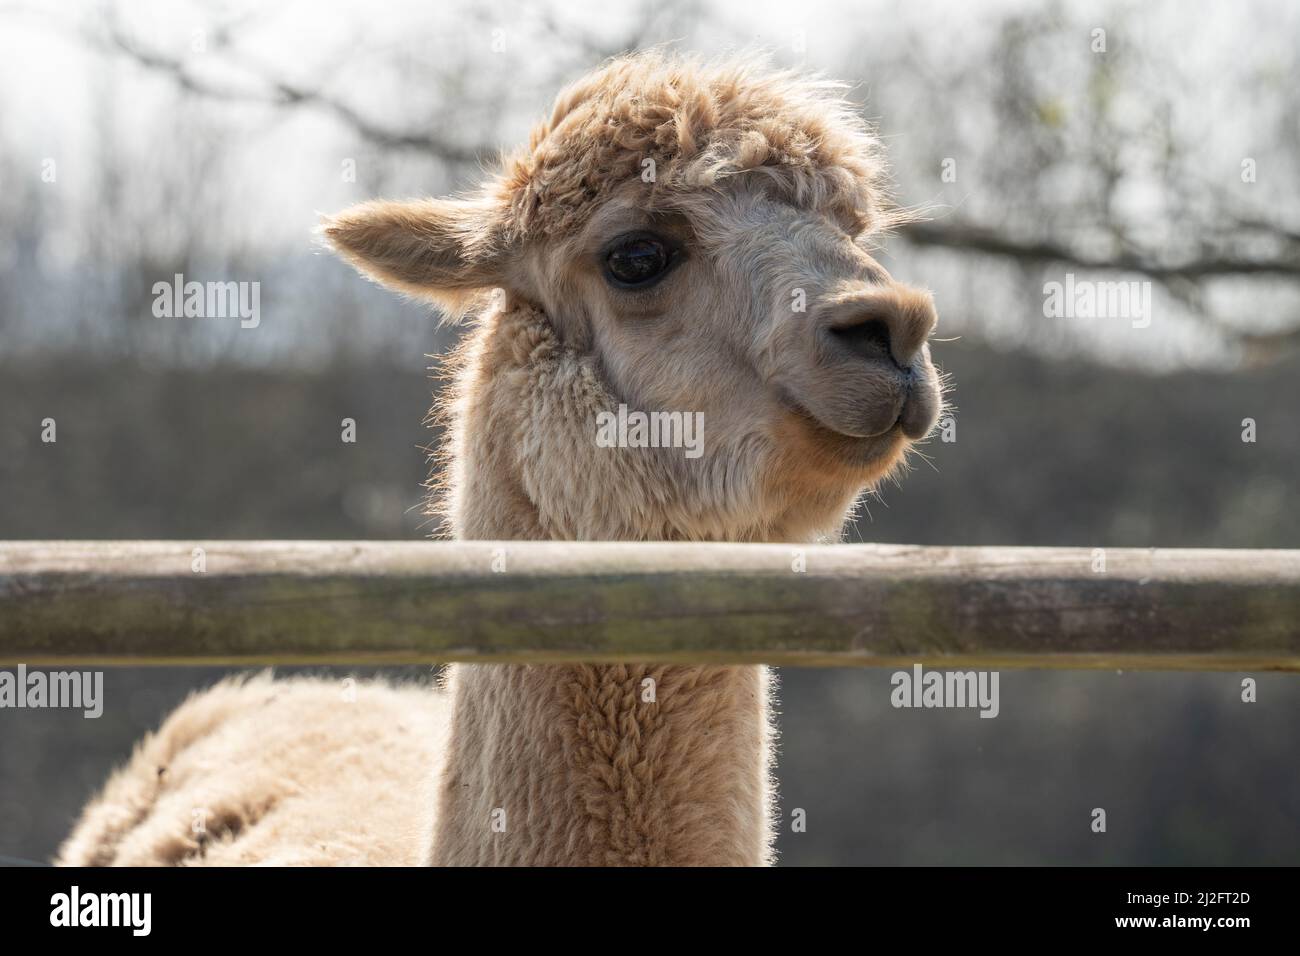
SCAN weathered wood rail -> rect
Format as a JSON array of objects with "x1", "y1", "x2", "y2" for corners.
[{"x1": 0, "y1": 541, "x2": 1297, "y2": 670}]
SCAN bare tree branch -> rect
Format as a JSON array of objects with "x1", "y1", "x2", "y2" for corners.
[
  {"x1": 89, "y1": 24, "x2": 490, "y2": 164},
  {"x1": 900, "y1": 220, "x2": 1300, "y2": 280},
  {"x1": 901, "y1": 219, "x2": 1300, "y2": 359},
  {"x1": 71, "y1": 0, "x2": 699, "y2": 167}
]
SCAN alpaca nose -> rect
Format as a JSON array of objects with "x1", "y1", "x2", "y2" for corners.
[{"x1": 825, "y1": 286, "x2": 937, "y2": 370}]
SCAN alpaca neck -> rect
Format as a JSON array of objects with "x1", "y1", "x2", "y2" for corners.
[{"x1": 425, "y1": 303, "x2": 843, "y2": 865}]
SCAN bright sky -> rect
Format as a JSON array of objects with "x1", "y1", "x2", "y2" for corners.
[{"x1": 1, "y1": 0, "x2": 1296, "y2": 370}]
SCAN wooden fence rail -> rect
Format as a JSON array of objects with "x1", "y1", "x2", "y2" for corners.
[{"x1": 1, "y1": 541, "x2": 1298, "y2": 670}]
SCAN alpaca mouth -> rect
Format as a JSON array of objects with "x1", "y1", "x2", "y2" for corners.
[
  {"x1": 776, "y1": 388, "x2": 912, "y2": 465},
  {"x1": 895, "y1": 379, "x2": 939, "y2": 440},
  {"x1": 777, "y1": 367, "x2": 939, "y2": 458}
]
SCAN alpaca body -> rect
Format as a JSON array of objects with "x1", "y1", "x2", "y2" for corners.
[
  {"x1": 58, "y1": 673, "x2": 446, "y2": 866},
  {"x1": 57, "y1": 666, "x2": 767, "y2": 866}
]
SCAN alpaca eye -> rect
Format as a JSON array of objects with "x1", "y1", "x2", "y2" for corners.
[{"x1": 604, "y1": 235, "x2": 672, "y2": 288}]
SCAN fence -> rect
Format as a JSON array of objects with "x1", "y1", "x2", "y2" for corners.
[{"x1": 3, "y1": 541, "x2": 1298, "y2": 670}]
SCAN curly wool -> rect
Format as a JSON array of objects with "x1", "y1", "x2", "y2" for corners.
[{"x1": 497, "y1": 51, "x2": 893, "y2": 240}]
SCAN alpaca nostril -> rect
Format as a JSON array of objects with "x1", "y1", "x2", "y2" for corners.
[{"x1": 828, "y1": 318, "x2": 896, "y2": 365}]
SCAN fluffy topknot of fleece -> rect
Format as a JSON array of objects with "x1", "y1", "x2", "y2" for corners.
[{"x1": 495, "y1": 51, "x2": 893, "y2": 239}]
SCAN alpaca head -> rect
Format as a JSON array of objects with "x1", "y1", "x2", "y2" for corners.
[{"x1": 325, "y1": 52, "x2": 942, "y2": 540}]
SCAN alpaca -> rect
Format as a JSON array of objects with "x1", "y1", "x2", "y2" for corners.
[{"x1": 58, "y1": 52, "x2": 941, "y2": 867}]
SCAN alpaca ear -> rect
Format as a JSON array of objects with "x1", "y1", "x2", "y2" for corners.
[{"x1": 321, "y1": 197, "x2": 512, "y2": 310}]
